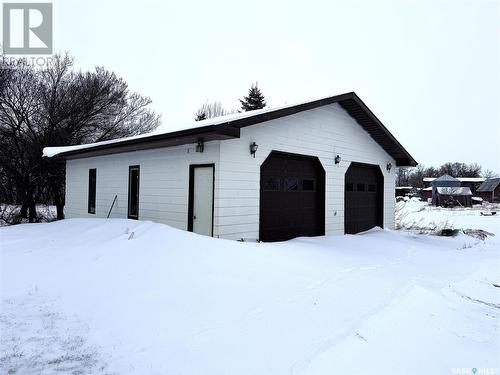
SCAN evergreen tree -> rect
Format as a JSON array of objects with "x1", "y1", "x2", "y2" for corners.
[
  {"x1": 239, "y1": 83, "x2": 267, "y2": 111},
  {"x1": 195, "y1": 112, "x2": 207, "y2": 121}
]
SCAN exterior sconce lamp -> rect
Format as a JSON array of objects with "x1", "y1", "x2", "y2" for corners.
[
  {"x1": 386, "y1": 162, "x2": 392, "y2": 172},
  {"x1": 250, "y1": 142, "x2": 258, "y2": 158},
  {"x1": 334, "y1": 155, "x2": 341, "y2": 164},
  {"x1": 196, "y1": 139, "x2": 204, "y2": 153}
]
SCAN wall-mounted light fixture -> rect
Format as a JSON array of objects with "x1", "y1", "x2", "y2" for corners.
[
  {"x1": 334, "y1": 155, "x2": 341, "y2": 164},
  {"x1": 196, "y1": 139, "x2": 204, "y2": 153},
  {"x1": 386, "y1": 162, "x2": 392, "y2": 172},
  {"x1": 250, "y1": 142, "x2": 258, "y2": 158}
]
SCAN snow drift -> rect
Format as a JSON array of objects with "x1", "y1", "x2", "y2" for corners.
[{"x1": 1, "y1": 216, "x2": 499, "y2": 374}]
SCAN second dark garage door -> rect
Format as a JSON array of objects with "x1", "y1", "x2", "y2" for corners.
[
  {"x1": 344, "y1": 163, "x2": 383, "y2": 234},
  {"x1": 260, "y1": 151, "x2": 325, "y2": 242}
]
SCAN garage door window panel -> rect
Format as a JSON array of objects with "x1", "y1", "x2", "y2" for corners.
[
  {"x1": 263, "y1": 177, "x2": 281, "y2": 191},
  {"x1": 284, "y1": 178, "x2": 299, "y2": 191},
  {"x1": 303, "y1": 179, "x2": 315, "y2": 192}
]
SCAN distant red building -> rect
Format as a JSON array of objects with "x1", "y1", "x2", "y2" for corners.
[
  {"x1": 420, "y1": 187, "x2": 432, "y2": 201},
  {"x1": 476, "y1": 178, "x2": 500, "y2": 203}
]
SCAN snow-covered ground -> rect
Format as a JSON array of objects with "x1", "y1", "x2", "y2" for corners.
[
  {"x1": 1, "y1": 207, "x2": 499, "y2": 374},
  {"x1": 399, "y1": 198, "x2": 500, "y2": 234}
]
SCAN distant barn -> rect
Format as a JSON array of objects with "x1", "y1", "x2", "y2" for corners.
[
  {"x1": 420, "y1": 187, "x2": 432, "y2": 201},
  {"x1": 476, "y1": 177, "x2": 500, "y2": 203},
  {"x1": 423, "y1": 176, "x2": 485, "y2": 193},
  {"x1": 430, "y1": 175, "x2": 461, "y2": 205},
  {"x1": 395, "y1": 186, "x2": 412, "y2": 198},
  {"x1": 435, "y1": 187, "x2": 472, "y2": 207},
  {"x1": 423, "y1": 175, "x2": 485, "y2": 207}
]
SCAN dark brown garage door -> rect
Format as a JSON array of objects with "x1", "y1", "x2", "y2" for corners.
[
  {"x1": 260, "y1": 151, "x2": 325, "y2": 242},
  {"x1": 344, "y1": 163, "x2": 383, "y2": 234}
]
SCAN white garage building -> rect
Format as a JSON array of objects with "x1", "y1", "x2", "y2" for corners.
[{"x1": 44, "y1": 92, "x2": 417, "y2": 242}]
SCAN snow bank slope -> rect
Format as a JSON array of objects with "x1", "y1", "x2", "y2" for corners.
[{"x1": 1, "y1": 219, "x2": 499, "y2": 374}]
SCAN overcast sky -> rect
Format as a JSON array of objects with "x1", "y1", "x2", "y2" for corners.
[{"x1": 54, "y1": 0, "x2": 499, "y2": 172}]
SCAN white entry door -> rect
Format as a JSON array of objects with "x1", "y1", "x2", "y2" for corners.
[{"x1": 191, "y1": 165, "x2": 214, "y2": 236}]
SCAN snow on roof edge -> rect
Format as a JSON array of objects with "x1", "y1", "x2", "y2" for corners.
[
  {"x1": 436, "y1": 187, "x2": 472, "y2": 195},
  {"x1": 423, "y1": 177, "x2": 486, "y2": 183},
  {"x1": 43, "y1": 93, "x2": 345, "y2": 158}
]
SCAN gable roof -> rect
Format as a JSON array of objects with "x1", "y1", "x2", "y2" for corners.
[
  {"x1": 43, "y1": 92, "x2": 417, "y2": 166},
  {"x1": 476, "y1": 177, "x2": 500, "y2": 192}
]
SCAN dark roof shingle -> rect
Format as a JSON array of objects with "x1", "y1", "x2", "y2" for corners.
[{"x1": 476, "y1": 177, "x2": 500, "y2": 192}]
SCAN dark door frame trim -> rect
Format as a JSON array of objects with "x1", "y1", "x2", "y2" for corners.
[
  {"x1": 259, "y1": 150, "x2": 326, "y2": 242},
  {"x1": 128, "y1": 165, "x2": 140, "y2": 220},
  {"x1": 344, "y1": 161, "x2": 384, "y2": 234},
  {"x1": 187, "y1": 163, "x2": 215, "y2": 236}
]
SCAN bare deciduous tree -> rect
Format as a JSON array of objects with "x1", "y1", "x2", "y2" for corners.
[
  {"x1": 482, "y1": 169, "x2": 499, "y2": 179},
  {"x1": 397, "y1": 162, "x2": 496, "y2": 188},
  {"x1": 0, "y1": 54, "x2": 161, "y2": 222},
  {"x1": 438, "y1": 162, "x2": 482, "y2": 178},
  {"x1": 195, "y1": 100, "x2": 235, "y2": 121}
]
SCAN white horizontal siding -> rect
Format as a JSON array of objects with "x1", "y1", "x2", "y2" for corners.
[
  {"x1": 65, "y1": 142, "x2": 220, "y2": 233},
  {"x1": 218, "y1": 103, "x2": 396, "y2": 240},
  {"x1": 65, "y1": 102, "x2": 397, "y2": 241}
]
